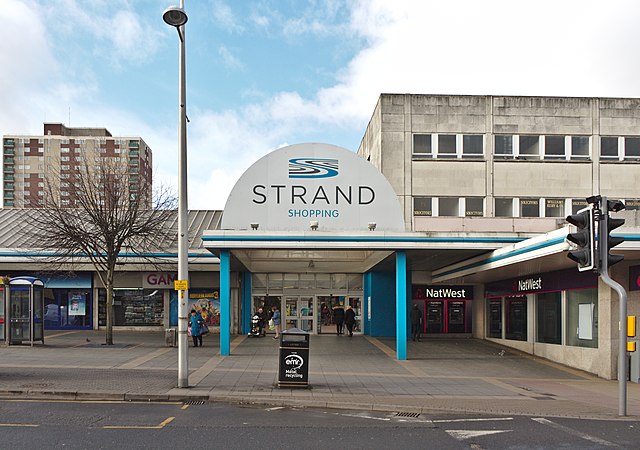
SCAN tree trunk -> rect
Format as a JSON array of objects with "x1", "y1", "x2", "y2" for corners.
[{"x1": 105, "y1": 270, "x2": 114, "y2": 345}]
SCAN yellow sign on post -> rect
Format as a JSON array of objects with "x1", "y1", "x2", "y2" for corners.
[
  {"x1": 174, "y1": 280, "x2": 188, "y2": 291},
  {"x1": 628, "y1": 316, "x2": 636, "y2": 337}
]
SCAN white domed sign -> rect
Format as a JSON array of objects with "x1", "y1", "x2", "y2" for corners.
[{"x1": 221, "y1": 143, "x2": 405, "y2": 232}]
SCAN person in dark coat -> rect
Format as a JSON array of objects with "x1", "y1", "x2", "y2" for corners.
[
  {"x1": 333, "y1": 304, "x2": 345, "y2": 335},
  {"x1": 410, "y1": 303, "x2": 423, "y2": 342},
  {"x1": 189, "y1": 309, "x2": 204, "y2": 347},
  {"x1": 344, "y1": 306, "x2": 356, "y2": 337},
  {"x1": 256, "y1": 306, "x2": 268, "y2": 337}
]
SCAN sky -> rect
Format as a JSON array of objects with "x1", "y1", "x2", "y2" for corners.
[{"x1": 3, "y1": 0, "x2": 640, "y2": 210}]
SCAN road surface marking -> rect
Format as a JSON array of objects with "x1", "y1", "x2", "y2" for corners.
[
  {"x1": 103, "y1": 416, "x2": 175, "y2": 429},
  {"x1": 531, "y1": 418, "x2": 619, "y2": 447},
  {"x1": 2, "y1": 399, "x2": 182, "y2": 405},
  {"x1": 446, "y1": 430, "x2": 512, "y2": 440},
  {"x1": 0, "y1": 423, "x2": 39, "y2": 427},
  {"x1": 432, "y1": 417, "x2": 513, "y2": 423}
]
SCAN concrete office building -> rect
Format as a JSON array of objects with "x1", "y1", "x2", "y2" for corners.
[
  {"x1": 354, "y1": 94, "x2": 640, "y2": 379},
  {"x1": 2, "y1": 123, "x2": 153, "y2": 208}
]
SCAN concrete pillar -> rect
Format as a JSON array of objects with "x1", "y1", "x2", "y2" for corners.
[
  {"x1": 396, "y1": 250, "x2": 407, "y2": 360},
  {"x1": 220, "y1": 250, "x2": 230, "y2": 356}
]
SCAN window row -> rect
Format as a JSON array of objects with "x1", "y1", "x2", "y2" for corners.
[
  {"x1": 413, "y1": 133, "x2": 640, "y2": 161},
  {"x1": 487, "y1": 288, "x2": 597, "y2": 348},
  {"x1": 413, "y1": 197, "x2": 640, "y2": 218}
]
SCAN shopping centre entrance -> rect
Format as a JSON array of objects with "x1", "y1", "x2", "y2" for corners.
[{"x1": 251, "y1": 273, "x2": 364, "y2": 335}]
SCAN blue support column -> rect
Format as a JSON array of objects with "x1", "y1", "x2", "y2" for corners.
[
  {"x1": 241, "y1": 272, "x2": 252, "y2": 335},
  {"x1": 395, "y1": 250, "x2": 407, "y2": 360},
  {"x1": 220, "y1": 250, "x2": 230, "y2": 356}
]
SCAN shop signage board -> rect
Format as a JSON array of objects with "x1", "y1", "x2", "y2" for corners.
[
  {"x1": 221, "y1": 143, "x2": 405, "y2": 232},
  {"x1": 143, "y1": 272, "x2": 178, "y2": 289}
]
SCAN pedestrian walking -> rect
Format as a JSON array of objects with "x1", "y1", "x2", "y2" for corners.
[
  {"x1": 410, "y1": 303, "x2": 423, "y2": 342},
  {"x1": 189, "y1": 309, "x2": 204, "y2": 347},
  {"x1": 271, "y1": 305, "x2": 281, "y2": 339},
  {"x1": 333, "y1": 304, "x2": 345, "y2": 335},
  {"x1": 344, "y1": 305, "x2": 356, "y2": 337}
]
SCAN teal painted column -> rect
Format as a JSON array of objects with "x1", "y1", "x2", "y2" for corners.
[
  {"x1": 220, "y1": 250, "x2": 230, "y2": 356},
  {"x1": 395, "y1": 250, "x2": 407, "y2": 360}
]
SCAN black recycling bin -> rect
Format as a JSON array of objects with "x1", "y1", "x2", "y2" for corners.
[{"x1": 278, "y1": 328, "x2": 310, "y2": 388}]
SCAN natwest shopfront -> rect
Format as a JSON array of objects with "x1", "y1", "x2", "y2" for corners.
[
  {"x1": 484, "y1": 268, "x2": 600, "y2": 357},
  {"x1": 412, "y1": 285, "x2": 473, "y2": 334}
]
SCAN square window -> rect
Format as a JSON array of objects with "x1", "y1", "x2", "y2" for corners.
[
  {"x1": 462, "y1": 135, "x2": 483, "y2": 158},
  {"x1": 438, "y1": 197, "x2": 459, "y2": 216},
  {"x1": 519, "y1": 136, "x2": 540, "y2": 159},
  {"x1": 413, "y1": 197, "x2": 432, "y2": 216},
  {"x1": 571, "y1": 136, "x2": 589, "y2": 158},
  {"x1": 413, "y1": 134, "x2": 432, "y2": 155},
  {"x1": 600, "y1": 137, "x2": 618, "y2": 158},
  {"x1": 465, "y1": 197, "x2": 484, "y2": 216},
  {"x1": 544, "y1": 136, "x2": 565, "y2": 158},
  {"x1": 520, "y1": 198, "x2": 540, "y2": 217},
  {"x1": 494, "y1": 135, "x2": 513, "y2": 157},
  {"x1": 438, "y1": 135, "x2": 456, "y2": 158},
  {"x1": 571, "y1": 199, "x2": 588, "y2": 214},
  {"x1": 545, "y1": 198, "x2": 564, "y2": 217},
  {"x1": 624, "y1": 137, "x2": 640, "y2": 159},
  {"x1": 624, "y1": 199, "x2": 640, "y2": 210},
  {"x1": 495, "y1": 198, "x2": 513, "y2": 217}
]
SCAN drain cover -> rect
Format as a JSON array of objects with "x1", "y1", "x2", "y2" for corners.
[
  {"x1": 395, "y1": 412, "x2": 420, "y2": 418},
  {"x1": 183, "y1": 400, "x2": 206, "y2": 406}
]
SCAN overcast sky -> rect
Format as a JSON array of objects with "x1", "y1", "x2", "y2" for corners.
[{"x1": 3, "y1": 0, "x2": 640, "y2": 209}]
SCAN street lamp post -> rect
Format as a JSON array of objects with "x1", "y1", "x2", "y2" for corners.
[{"x1": 163, "y1": 1, "x2": 189, "y2": 388}]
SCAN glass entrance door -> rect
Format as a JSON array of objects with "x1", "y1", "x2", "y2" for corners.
[
  {"x1": 316, "y1": 295, "x2": 362, "y2": 335},
  {"x1": 284, "y1": 296, "x2": 314, "y2": 333}
]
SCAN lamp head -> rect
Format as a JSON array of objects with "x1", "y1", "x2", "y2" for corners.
[
  {"x1": 368, "y1": 222, "x2": 377, "y2": 231},
  {"x1": 163, "y1": 6, "x2": 188, "y2": 27}
]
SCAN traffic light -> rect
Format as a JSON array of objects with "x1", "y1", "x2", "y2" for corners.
[
  {"x1": 601, "y1": 199, "x2": 625, "y2": 269},
  {"x1": 566, "y1": 206, "x2": 595, "y2": 272}
]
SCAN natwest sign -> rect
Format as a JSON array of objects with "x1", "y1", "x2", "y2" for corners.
[
  {"x1": 412, "y1": 285, "x2": 473, "y2": 300},
  {"x1": 143, "y1": 272, "x2": 178, "y2": 289}
]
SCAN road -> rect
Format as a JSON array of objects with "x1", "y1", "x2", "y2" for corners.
[{"x1": 0, "y1": 400, "x2": 638, "y2": 449}]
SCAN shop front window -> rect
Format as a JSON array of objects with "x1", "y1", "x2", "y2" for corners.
[
  {"x1": 44, "y1": 288, "x2": 91, "y2": 329},
  {"x1": 536, "y1": 292, "x2": 561, "y2": 344},
  {"x1": 506, "y1": 296, "x2": 527, "y2": 341},
  {"x1": 566, "y1": 288, "x2": 598, "y2": 348},
  {"x1": 98, "y1": 289, "x2": 163, "y2": 326}
]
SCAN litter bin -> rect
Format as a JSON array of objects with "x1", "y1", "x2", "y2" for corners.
[
  {"x1": 165, "y1": 328, "x2": 177, "y2": 347},
  {"x1": 278, "y1": 328, "x2": 310, "y2": 388}
]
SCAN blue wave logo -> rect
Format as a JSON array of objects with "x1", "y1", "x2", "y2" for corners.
[{"x1": 288, "y1": 158, "x2": 339, "y2": 178}]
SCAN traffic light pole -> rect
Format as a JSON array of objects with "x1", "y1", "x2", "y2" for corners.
[{"x1": 599, "y1": 197, "x2": 628, "y2": 416}]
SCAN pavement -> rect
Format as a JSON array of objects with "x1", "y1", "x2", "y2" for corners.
[{"x1": 0, "y1": 330, "x2": 639, "y2": 419}]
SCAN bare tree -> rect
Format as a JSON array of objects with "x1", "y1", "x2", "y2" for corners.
[{"x1": 28, "y1": 156, "x2": 177, "y2": 345}]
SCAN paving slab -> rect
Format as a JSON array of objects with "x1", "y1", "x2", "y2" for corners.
[{"x1": 0, "y1": 330, "x2": 638, "y2": 419}]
